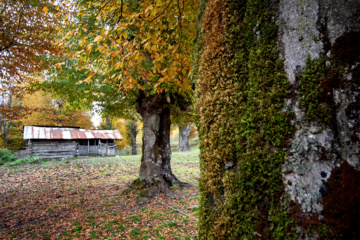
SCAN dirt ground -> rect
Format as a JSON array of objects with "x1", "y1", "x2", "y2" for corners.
[{"x1": 0, "y1": 152, "x2": 200, "y2": 239}]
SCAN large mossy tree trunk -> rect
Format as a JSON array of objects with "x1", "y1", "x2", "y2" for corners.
[
  {"x1": 178, "y1": 124, "x2": 194, "y2": 152},
  {"x1": 195, "y1": 0, "x2": 360, "y2": 239},
  {"x1": 136, "y1": 95, "x2": 188, "y2": 193}
]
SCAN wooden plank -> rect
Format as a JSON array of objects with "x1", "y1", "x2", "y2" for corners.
[
  {"x1": 32, "y1": 147, "x2": 76, "y2": 151},
  {"x1": 32, "y1": 143, "x2": 76, "y2": 147},
  {"x1": 37, "y1": 155, "x2": 75, "y2": 159}
]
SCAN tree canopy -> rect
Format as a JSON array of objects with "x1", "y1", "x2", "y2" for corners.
[
  {"x1": 0, "y1": 0, "x2": 60, "y2": 93},
  {"x1": 45, "y1": 0, "x2": 198, "y2": 115},
  {"x1": 0, "y1": 0, "x2": 61, "y2": 141}
]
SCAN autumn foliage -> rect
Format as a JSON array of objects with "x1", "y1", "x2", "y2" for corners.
[
  {"x1": 0, "y1": 0, "x2": 60, "y2": 94},
  {"x1": 58, "y1": 0, "x2": 198, "y2": 96}
]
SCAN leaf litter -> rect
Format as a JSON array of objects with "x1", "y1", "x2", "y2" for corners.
[{"x1": 0, "y1": 151, "x2": 200, "y2": 239}]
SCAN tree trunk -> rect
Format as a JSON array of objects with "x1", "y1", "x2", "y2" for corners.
[
  {"x1": 2, "y1": 124, "x2": 9, "y2": 146},
  {"x1": 178, "y1": 124, "x2": 194, "y2": 152},
  {"x1": 136, "y1": 95, "x2": 189, "y2": 192},
  {"x1": 105, "y1": 116, "x2": 113, "y2": 129},
  {"x1": 129, "y1": 121, "x2": 138, "y2": 155},
  {"x1": 196, "y1": 0, "x2": 360, "y2": 239},
  {"x1": 0, "y1": 97, "x2": 12, "y2": 147}
]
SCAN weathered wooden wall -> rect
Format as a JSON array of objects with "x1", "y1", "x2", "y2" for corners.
[
  {"x1": 29, "y1": 140, "x2": 77, "y2": 159},
  {"x1": 26, "y1": 140, "x2": 118, "y2": 158},
  {"x1": 77, "y1": 144, "x2": 117, "y2": 156},
  {"x1": 99, "y1": 143, "x2": 117, "y2": 156}
]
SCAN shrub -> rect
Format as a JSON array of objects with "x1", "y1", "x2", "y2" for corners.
[
  {"x1": 4, "y1": 155, "x2": 41, "y2": 166},
  {"x1": 0, "y1": 148, "x2": 17, "y2": 166}
]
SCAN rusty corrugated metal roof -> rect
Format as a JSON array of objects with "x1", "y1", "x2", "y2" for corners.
[{"x1": 23, "y1": 126, "x2": 122, "y2": 140}]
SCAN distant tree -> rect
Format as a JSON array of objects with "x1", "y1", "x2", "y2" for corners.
[
  {"x1": 99, "y1": 116, "x2": 114, "y2": 130},
  {"x1": 0, "y1": 89, "x2": 21, "y2": 146},
  {"x1": 21, "y1": 91, "x2": 93, "y2": 129},
  {"x1": 113, "y1": 119, "x2": 130, "y2": 150},
  {"x1": 126, "y1": 121, "x2": 139, "y2": 155},
  {"x1": 178, "y1": 124, "x2": 195, "y2": 151},
  {"x1": 6, "y1": 120, "x2": 25, "y2": 150},
  {"x1": 172, "y1": 108, "x2": 194, "y2": 152}
]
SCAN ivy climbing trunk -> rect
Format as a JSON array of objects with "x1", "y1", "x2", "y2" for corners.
[
  {"x1": 178, "y1": 124, "x2": 194, "y2": 152},
  {"x1": 136, "y1": 95, "x2": 188, "y2": 192},
  {"x1": 196, "y1": 0, "x2": 360, "y2": 239}
]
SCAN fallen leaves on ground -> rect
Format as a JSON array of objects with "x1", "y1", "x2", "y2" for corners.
[{"x1": 0, "y1": 151, "x2": 200, "y2": 239}]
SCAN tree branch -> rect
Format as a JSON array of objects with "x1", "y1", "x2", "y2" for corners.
[
  {"x1": 94, "y1": 0, "x2": 112, "y2": 20},
  {"x1": 118, "y1": 0, "x2": 124, "y2": 23},
  {"x1": 158, "y1": 202, "x2": 199, "y2": 222},
  {"x1": 149, "y1": 0, "x2": 173, "y2": 23},
  {"x1": 0, "y1": 42, "x2": 14, "y2": 53}
]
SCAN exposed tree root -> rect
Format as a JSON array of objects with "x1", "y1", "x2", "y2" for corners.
[{"x1": 124, "y1": 177, "x2": 193, "y2": 199}]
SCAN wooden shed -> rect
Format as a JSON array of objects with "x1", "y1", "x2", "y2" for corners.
[{"x1": 23, "y1": 126, "x2": 122, "y2": 159}]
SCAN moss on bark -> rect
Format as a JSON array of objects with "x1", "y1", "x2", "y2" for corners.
[{"x1": 195, "y1": 0, "x2": 296, "y2": 239}]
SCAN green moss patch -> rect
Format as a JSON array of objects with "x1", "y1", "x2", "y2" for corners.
[{"x1": 195, "y1": 0, "x2": 296, "y2": 239}]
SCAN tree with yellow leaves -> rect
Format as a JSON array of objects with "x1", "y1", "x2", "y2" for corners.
[
  {"x1": 45, "y1": 0, "x2": 199, "y2": 193},
  {"x1": 0, "y1": 0, "x2": 60, "y2": 95},
  {"x1": 0, "y1": 0, "x2": 61, "y2": 146}
]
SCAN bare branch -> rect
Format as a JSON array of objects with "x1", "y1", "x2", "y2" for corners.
[
  {"x1": 94, "y1": 0, "x2": 112, "y2": 20},
  {"x1": 158, "y1": 202, "x2": 199, "y2": 222},
  {"x1": 149, "y1": 0, "x2": 173, "y2": 23}
]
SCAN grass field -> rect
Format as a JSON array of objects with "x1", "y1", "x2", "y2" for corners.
[{"x1": 0, "y1": 151, "x2": 200, "y2": 239}]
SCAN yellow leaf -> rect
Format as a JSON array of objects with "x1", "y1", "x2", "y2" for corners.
[
  {"x1": 96, "y1": 46, "x2": 103, "y2": 52},
  {"x1": 145, "y1": 5, "x2": 153, "y2": 14},
  {"x1": 187, "y1": 71, "x2": 192, "y2": 78},
  {"x1": 144, "y1": 42, "x2": 150, "y2": 50},
  {"x1": 64, "y1": 30, "x2": 74, "y2": 39},
  {"x1": 74, "y1": 50, "x2": 84, "y2": 57},
  {"x1": 94, "y1": 35, "x2": 103, "y2": 44},
  {"x1": 43, "y1": 6, "x2": 48, "y2": 14},
  {"x1": 84, "y1": 74, "x2": 94, "y2": 83}
]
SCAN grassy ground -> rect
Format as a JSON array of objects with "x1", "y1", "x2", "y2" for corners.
[{"x1": 0, "y1": 151, "x2": 200, "y2": 239}]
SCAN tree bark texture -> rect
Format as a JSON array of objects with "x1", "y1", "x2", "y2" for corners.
[
  {"x1": 196, "y1": 0, "x2": 360, "y2": 239},
  {"x1": 178, "y1": 124, "x2": 194, "y2": 152},
  {"x1": 136, "y1": 95, "x2": 187, "y2": 191},
  {"x1": 278, "y1": 1, "x2": 360, "y2": 237}
]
